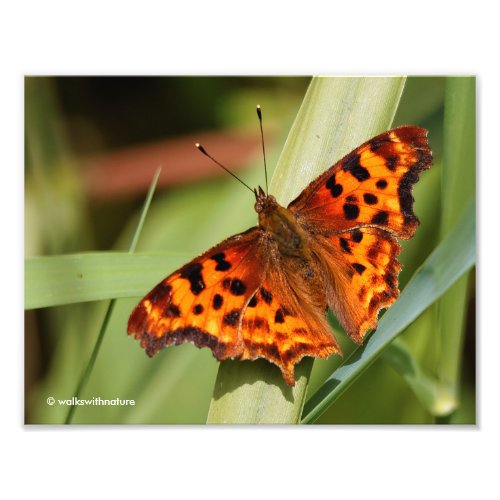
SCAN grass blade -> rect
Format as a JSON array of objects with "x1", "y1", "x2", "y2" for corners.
[
  {"x1": 207, "y1": 76, "x2": 407, "y2": 424},
  {"x1": 25, "y1": 252, "x2": 190, "y2": 309},
  {"x1": 381, "y1": 337, "x2": 441, "y2": 415},
  {"x1": 302, "y1": 199, "x2": 475, "y2": 424},
  {"x1": 65, "y1": 168, "x2": 161, "y2": 423},
  {"x1": 434, "y1": 77, "x2": 476, "y2": 419}
]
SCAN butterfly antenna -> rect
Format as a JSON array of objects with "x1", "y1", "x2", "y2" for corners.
[
  {"x1": 256, "y1": 105, "x2": 269, "y2": 195},
  {"x1": 195, "y1": 143, "x2": 254, "y2": 194}
]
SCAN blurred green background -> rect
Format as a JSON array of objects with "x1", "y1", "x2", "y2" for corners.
[{"x1": 24, "y1": 76, "x2": 475, "y2": 424}]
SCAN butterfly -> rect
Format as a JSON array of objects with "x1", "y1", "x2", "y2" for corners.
[{"x1": 128, "y1": 125, "x2": 432, "y2": 386}]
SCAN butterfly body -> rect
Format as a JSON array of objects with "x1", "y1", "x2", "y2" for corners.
[
  {"x1": 128, "y1": 126, "x2": 432, "y2": 386},
  {"x1": 256, "y1": 187, "x2": 308, "y2": 258}
]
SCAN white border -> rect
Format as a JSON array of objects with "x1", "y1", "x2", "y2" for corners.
[{"x1": 4, "y1": 1, "x2": 496, "y2": 498}]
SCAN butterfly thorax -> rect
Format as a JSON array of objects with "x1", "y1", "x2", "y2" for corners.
[{"x1": 254, "y1": 186, "x2": 306, "y2": 258}]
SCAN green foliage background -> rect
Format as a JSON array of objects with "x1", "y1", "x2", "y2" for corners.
[{"x1": 25, "y1": 76, "x2": 475, "y2": 424}]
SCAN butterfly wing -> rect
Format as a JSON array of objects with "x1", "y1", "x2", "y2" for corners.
[
  {"x1": 288, "y1": 126, "x2": 432, "y2": 342},
  {"x1": 289, "y1": 126, "x2": 432, "y2": 239},
  {"x1": 313, "y1": 228, "x2": 402, "y2": 342},
  {"x1": 128, "y1": 226, "x2": 340, "y2": 386},
  {"x1": 238, "y1": 256, "x2": 341, "y2": 386},
  {"x1": 128, "y1": 227, "x2": 265, "y2": 360},
  {"x1": 129, "y1": 126, "x2": 431, "y2": 384}
]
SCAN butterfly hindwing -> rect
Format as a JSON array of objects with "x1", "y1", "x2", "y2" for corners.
[
  {"x1": 313, "y1": 227, "x2": 402, "y2": 343},
  {"x1": 239, "y1": 271, "x2": 341, "y2": 386}
]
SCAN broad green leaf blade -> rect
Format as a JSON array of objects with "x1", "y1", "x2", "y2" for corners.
[
  {"x1": 207, "y1": 76, "x2": 407, "y2": 424},
  {"x1": 441, "y1": 77, "x2": 475, "y2": 233},
  {"x1": 25, "y1": 252, "x2": 190, "y2": 310},
  {"x1": 434, "y1": 77, "x2": 476, "y2": 416},
  {"x1": 302, "y1": 199, "x2": 475, "y2": 424},
  {"x1": 271, "y1": 76, "x2": 406, "y2": 205}
]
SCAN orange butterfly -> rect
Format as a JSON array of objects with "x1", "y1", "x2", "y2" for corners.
[{"x1": 128, "y1": 125, "x2": 432, "y2": 386}]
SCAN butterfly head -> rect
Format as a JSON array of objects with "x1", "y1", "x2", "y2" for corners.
[{"x1": 254, "y1": 185, "x2": 278, "y2": 214}]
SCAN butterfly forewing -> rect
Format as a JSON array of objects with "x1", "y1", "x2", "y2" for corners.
[
  {"x1": 127, "y1": 227, "x2": 265, "y2": 360},
  {"x1": 288, "y1": 126, "x2": 432, "y2": 239}
]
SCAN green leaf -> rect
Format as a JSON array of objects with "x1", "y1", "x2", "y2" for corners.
[
  {"x1": 302, "y1": 199, "x2": 475, "y2": 423},
  {"x1": 381, "y1": 337, "x2": 443, "y2": 415},
  {"x1": 433, "y1": 77, "x2": 476, "y2": 418},
  {"x1": 206, "y1": 76, "x2": 407, "y2": 424},
  {"x1": 25, "y1": 252, "x2": 191, "y2": 310}
]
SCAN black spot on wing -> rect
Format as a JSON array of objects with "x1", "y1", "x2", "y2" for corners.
[
  {"x1": 325, "y1": 174, "x2": 343, "y2": 198},
  {"x1": 247, "y1": 295, "x2": 258, "y2": 307},
  {"x1": 212, "y1": 294, "x2": 223, "y2": 310},
  {"x1": 343, "y1": 203, "x2": 359, "y2": 220},
  {"x1": 223, "y1": 309, "x2": 241, "y2": 327},
  {"x1": 165, "y1": 303, "x2": 181, "y2": 317},
  {"x1": 371, "y1": 211, "x2": 389, "y2": 225},
  {"x1": 260, "y1": 287, "x2": 273, "y2": 304},
  {"x1": 363, "y1": 193, "x2": 378, "y2": 205},
  {"x1": 370, "y1": 137, "x2": 388, "y2": 152},
  {"x1": 230, "y1": 279, "x2": 246, "y2": 296},
  {"x1": 180, "y1": 262, "x2": 205, "y2": 295},
  {"x1": 353, "y1": 263, "x2": 366, "y2": 275},
  {"x1": 274, "y1": 309, "x2": 285, "y2": 324},
  {"x1": 149, "y1": 284, "x2": 171, "y2": 304},
  {"x1": 253, "y1": 317, "x2": 267, "y2": 330},
  {"x1": 368, "y1": 297, "x2": 379, "y2": 313},
  {"x1": 384, "y1": 273, "x2": 397, "y2": 288},
  {"x1": 266, "y1": 344, "x2": 280, "y2": 359},
  {"x1": 343, "y1": 154, "x2": 370, "y2": 181},
  {"x1": 210, "y1": 252, "x2": 231, "y2": 271},
  {"x1": 351, "y1": 229, "x2": 363, "y2": 243},
  {"x1": 330, "y1": 184, "x2": 343, "y2": 197},
  {"x1": 339, "y1": 237, "x2": 351, "y2": 254},
  {"x1": 386, "y1": 155, "x2": 399, "y2": 172}
]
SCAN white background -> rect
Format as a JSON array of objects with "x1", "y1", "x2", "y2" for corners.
[{"x1": 3, "y1": 1, "x2": 495, "y2": 498}]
